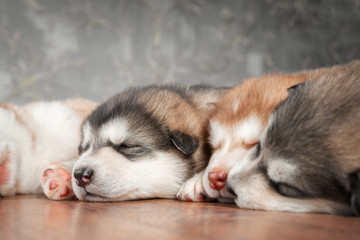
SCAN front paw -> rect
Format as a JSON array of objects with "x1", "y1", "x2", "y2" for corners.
[
  {"x1": 177, "y1": 171, "x2": 213, "y2": 202},
  {"x1": 41, "y1": 162, "x2": 75, "y2": 200}
]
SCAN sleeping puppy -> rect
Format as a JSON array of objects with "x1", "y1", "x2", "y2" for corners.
[
  {"x1": 72, "y1": 84, "x2": 227, "y2": 201},
  {"x1": 226, "y1": 60, "x2": 360, "y2": 215},
  {"x1": 0, "y1": 99, "x2": 97, "y2": 200},
  {"x1": 178, "y1": 62, "x2": 347, "y2": 202}
]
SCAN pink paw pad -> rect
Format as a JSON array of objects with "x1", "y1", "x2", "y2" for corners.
[
  {"x1": 185, "y1": 194, "x2": 193, "y2": 202},
  {"x1": 41, "y1": 162, "x2": 74, "y2": 200}
]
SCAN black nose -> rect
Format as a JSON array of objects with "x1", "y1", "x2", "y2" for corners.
[
  {"x1": 74, "y1": 168, "x2": 94, "y2": 187},
  {"x1": 226, "y1": 180, "x2": 237, "y2": 197}
]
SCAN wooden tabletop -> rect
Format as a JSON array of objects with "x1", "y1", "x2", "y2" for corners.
[{"x1": 1, "y1": 195, "x2": 359, "y2": 240}]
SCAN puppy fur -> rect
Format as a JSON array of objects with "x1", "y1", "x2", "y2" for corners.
[
  {"x1": 72, "y1": 84, "x2": 227, "y2": 201},
  {"x1": 227, "y1": 60, "x2": 360, "y2": 215},
  {"x1": 195, "y1": 62, "x2": 348, "y2": 202},
  {"x1": 0, "y1": 99, "x2": 97, "y2": 199}
]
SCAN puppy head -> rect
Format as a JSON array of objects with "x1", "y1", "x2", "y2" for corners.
[
  {"x1": 226, "y1": 136, "x2": 352, "y2": 215},
  {"x1": 204, "y1": 114, "x2": 263, "y2": 199},
  {"x1": 72, "y1": 94, "x2": 197, "y2": 201},
  {"x1": 204, "y1": 76, "x2": 293, "y2": 199},
  {"x1": 227, "y1": 76, "x2": 360, "y2": 215}
]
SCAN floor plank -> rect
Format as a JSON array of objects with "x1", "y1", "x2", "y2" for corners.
[{"x1": 0, "y1": 195, "x2": 359, "y2": 240}]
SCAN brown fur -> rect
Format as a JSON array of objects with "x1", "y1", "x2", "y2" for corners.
[
  {"x1": 136, "y1": 88, "x2": 225, "y2": 173},
  {"x1": 62, "y1": 98, "x2": 98, "y2": 120},
  {"x1": 0, "y1": 103, "x2": 36, "y2": 145},
  {"x1": 210, "y1": 64, "x2": 345, "y2": 148},
  {"x1": 139, "y1": 89, "x2": 202, "y2": 139},
  {"x1": 0, "y1": 148, "x2": 10, "y2": 185},
  {"x1": 0, "y1": 99, "x2": 98, "y2": 149},
  {"x1": 0, "y1": 103, "x2": 25, "y2": 126},
  {"x1": 226, "y1": 60, "x2": 360, "y2": 215}
]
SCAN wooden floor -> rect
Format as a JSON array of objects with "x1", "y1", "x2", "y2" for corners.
[{"x1": 1, "y1": 195, "x2": 359, "y2": 240}]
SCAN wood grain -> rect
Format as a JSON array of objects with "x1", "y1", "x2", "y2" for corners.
[{"x1": 0, "y1": 195, "x2": 359, "y2": 240}]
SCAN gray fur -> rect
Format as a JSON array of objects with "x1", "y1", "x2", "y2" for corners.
[
  {"x1": 79, "y1": 84, "x2": 227, "y2": 178},
  {"x1": 259, "y1": 60, "x2": 360, "y2": 215}
]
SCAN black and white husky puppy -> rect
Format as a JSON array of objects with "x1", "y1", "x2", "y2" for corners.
[
  {"x1": 226, "y1": 60, "x2": 360, "y2": 216},
  {"x1": 71, "y1": 85, "x2": 227, "y2": 201}
]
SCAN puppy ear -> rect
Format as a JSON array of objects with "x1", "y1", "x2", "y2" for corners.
[
  {"x1": 170, "y1": 130, "x2": 199, "y2": 156},
  {"x1": 350, "y1": 171, "x2": 360, "y2": 216},
  {"x1": 287, "y1": 83, "x2": 304, "y2": 95}
]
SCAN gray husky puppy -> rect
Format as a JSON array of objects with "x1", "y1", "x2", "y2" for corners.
[
  {"x1": 226, "y1": 60, "x2": 360, "y2": 216},
  {"x1": 72, "y1": 84, "x2": 227, "y2": 201}
]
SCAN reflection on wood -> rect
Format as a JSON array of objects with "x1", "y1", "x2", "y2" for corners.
[{"x1": 1, "y1": 195, "x2": 359, "y2": 240}]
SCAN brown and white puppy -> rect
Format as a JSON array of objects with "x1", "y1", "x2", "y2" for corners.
[
  {"x1": 72, "y1": 84, "x2": 227, "y2": 201},
  {"x1": 0, "y1": 99, "x2": 97, "y2": 200},
  {"x1": 226, "y1": 60, "x2": 360, "y2": 215},
  {"x1": 178, "y1": 62, "x2": 347, "y2": 202}
]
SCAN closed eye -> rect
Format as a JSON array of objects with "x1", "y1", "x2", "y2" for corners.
[
  {"x1": 117, "y1": 143, "x2": 139, "y2": 149},
  {"x1": 78, "y1": 143, "x2": 90, "y2": 155},
  {"x1": 270, "y1": 181, "x2": 307, "y2": 198},
  {"x1": 111, "y1": 142, "x2": 151, "y2": 158},
  {"x1": 252, "y1": 142, "x2": 261, "y2": 159}
]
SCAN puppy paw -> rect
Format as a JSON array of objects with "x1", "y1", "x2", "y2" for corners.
[
  {"x1": 41, "y1": 162, "x2": 74, "y2": 200},
  {"x1": 177, "y1": 171, "x2": 213, "y2": 202}
]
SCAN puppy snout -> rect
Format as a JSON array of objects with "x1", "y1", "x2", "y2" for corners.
[
  {"x1": 208, "y1": 171, "x2": 227, "y2": 190},
  {"x1": 225, "y1": 180, "x2": 236, "y2": 197},
  {"x1": 74, "y1": 168, "x2": 94, "y2": 187}
]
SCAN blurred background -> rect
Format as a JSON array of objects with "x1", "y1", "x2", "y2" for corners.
[{"x1": 0, "y1": 0, "x2": 359, "y2": 104}]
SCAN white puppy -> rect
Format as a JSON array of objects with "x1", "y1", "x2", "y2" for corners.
[{"x1": 0, "y1": 99, "x2": 97, "y2": 200}]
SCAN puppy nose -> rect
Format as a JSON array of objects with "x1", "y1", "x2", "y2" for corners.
[
  {"x1": 226, "y1": 180, "x2": 236, "y2": 197},
  {"x1": 74, "y1": 168, "x2": 94, "y2": 187},
  {"x1": 208, "y1": 171, "x2": 227, "y2": 190}
]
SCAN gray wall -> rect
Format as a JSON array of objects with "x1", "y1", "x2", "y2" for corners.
[{"x1": 1, "y1": 0, "x2": 360, "y2": 104}]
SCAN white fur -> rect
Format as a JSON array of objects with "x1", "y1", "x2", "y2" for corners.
[
  {"x1": 209, "y1": 120, "x2": 226, "y2": 149},
  {"x1": 20, "y1": 102, "x2": 81, "y2": 193},
  {"x1": 81, "y1": 122, "x2": 92, "y2": 146},
  {"x1": 232, "y1": 99, "x2": 240, "y2": 113},
  {"x1": 267, "y1": 159, "x2": 298, "y2": 183},
  {"x1": 234, "y1": 115, "x2": 263, "y2": 146},
  {"x1": 0, "y1": 102, "x2": 83, "y2": 196},
  {"x1": 72, "y1": 147, "x2": 188, "y2": 201},
  {"x1": 204, "y1": 115, "x2": 263, "y2": 199},
  {"x1": 227, "y1": 145, "x2": 351, "y2": 215},
  {"x1": 0, "y1": 108, "x2": 33, "y2": 195},
  {"x1": 100, "y1": 119, "x2": 129, "y2": 145},
  {"x1": 0, "y1": 109, "x2": 33, "y2": 153}
]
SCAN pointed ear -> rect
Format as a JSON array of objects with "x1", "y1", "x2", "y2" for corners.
[
  {"x1": 350, "y1": 171, "x2": 360, "y2": 216},
  {"x1": 287, "y1": 83, "x2": 305, "y2": 95},
  {"x1": 170, "y1": 130, "x2": 199, "y2": 156}
]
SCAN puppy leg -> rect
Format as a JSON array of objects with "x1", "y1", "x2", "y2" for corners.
[
  {"x1": 177, "y1": 170, "x2": 214, "y2": 202},
  {"x1": 0, "y1": 139, "x2": 19, "y2": 196},
  {"x1": 350, "y1": 171, "x2": 360, "y2": 216},
  {"x1": 41, "y1": 161, "x2": 75, "y2": 200}
]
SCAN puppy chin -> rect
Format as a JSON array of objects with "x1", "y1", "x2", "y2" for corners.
[
  {"x1": 72, "y1": 181, "x2": 105, "y2": 201},
  {"x1": 220, "y1": 188, "x2": 235, "y2": 198},
  {"x1": 72, "y1": 185, "x2": 112, "y2": 202},
  {"x1": 71, "y1": 182, "x2": 88, "y2": 201}
]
